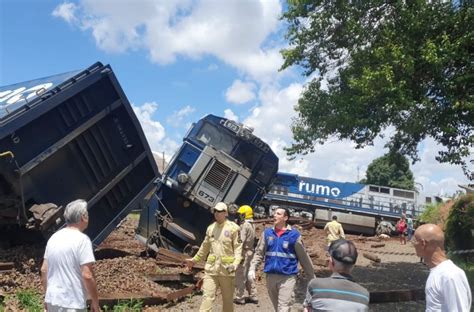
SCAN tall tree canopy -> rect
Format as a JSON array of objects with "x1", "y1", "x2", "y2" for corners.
[
  {"x1": 281, "y1": 0, "x2": 473, "y2": 179},
  {"x1": 360, "y1": 152, "x2": 415, "y2": 190}
]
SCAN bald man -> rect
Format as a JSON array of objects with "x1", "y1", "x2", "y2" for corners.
[{"x1": 412, "y1": 224, "x2": 471, "y2": 311}]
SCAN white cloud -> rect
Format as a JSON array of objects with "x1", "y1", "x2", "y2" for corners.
[
  {"x1": 224, "y1": 109, "x2": 239, "y2": 122},
  {"x1": 412, "y1": 138, "x2": 469, "y2": 197},
  {"x1": 166, "y1": 105, "x2": 196, "y2": 127},
  {"x1": 54, "y1": 0, "x2": 470, "y2": 199},
  {"x1": 52, "y1": 2, "x2": 78, "y2": 24},
  {"x1": 54, "y1": 0, "x2": 284, "y2": 82},
  {"x1": 225, "y1": 80, "x2": 256, "y2": 104},
  {"x1": 132, "y1": 102, "x2": 179, "y2": 156},
  {"x1": 243, "y1": 83, "x2": 469, "y2": 197}
]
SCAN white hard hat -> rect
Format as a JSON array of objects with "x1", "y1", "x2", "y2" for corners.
[{"x1": 214, "y1": 202, "x2": 228, "y2": 212}]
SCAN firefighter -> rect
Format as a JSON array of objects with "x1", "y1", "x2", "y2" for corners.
[
  {"x1": 185, "y1": 202, "x2": 242, "y2": 312},
  {"x1": 324, "y1": 215, "x2": 345, "y2": 247},
  {"x1": 234, "y1": 205, "x2": 258, "y2": 305}
]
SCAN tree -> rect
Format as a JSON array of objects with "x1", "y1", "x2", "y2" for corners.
[
  {"x1": 281, "y1": 0, "x2": 473, "y2": 179},
  {"x1": 445, "y1": 194, "x2": 474, "y2": 260},
  {"x1": 360, "y1": 152, "x2": 415, "y2": 190}
]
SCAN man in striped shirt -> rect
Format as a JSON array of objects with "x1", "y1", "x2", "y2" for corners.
[{"x1": 303, "y1": 239, "x2": 369, "y2": 312}]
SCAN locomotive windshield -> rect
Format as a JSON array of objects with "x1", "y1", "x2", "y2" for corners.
[
  {"x1": 256, "y1": 159, "x2": 278, "y2": 185},
  {"x1": 233, "y1": 140, "x2": 262, "y2": 170},
  {"x1": 196, "y1": 122, "x2": 237, "y2": 154}
]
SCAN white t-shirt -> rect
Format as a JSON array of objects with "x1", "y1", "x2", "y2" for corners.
[
  {"x1": 425, "y1": 259, "x2": 472, "y2": 312},
  {"x1": 44, "y1": 228, "x2": 95, "y2": 309}
]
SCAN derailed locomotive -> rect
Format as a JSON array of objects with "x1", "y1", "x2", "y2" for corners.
[
  {"x1": 0, "y1": 62, "x2": 158, "y2": 246},
  {"x1": 136, "y1": 115, "x2": 278, "y2": 252}
]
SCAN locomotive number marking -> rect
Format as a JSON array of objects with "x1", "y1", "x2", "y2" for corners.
[{"x1": 198, "y1": 190, "x2": 215, "y2": 203}]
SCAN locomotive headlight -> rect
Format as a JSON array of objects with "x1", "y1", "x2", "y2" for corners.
[{"x1": 177, "y1": 173, "x2": 189, "y2": 184}]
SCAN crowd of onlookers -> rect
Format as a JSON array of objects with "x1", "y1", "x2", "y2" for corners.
[{"x1": 40, "y1": 200, "x2": 471, "y2": 312}]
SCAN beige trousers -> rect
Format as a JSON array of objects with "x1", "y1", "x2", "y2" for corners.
[
  {"x1": 266, "y1": 273, "x2": 296, "y2": 312},
  {"x1": 235, "y1": 250, "x2": 257, "y2": 300},
  {"x1": 199, "y1": 275, "x2": 235, "y2": 312}
]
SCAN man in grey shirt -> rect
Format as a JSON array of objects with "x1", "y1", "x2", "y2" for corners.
[{"x1": 304, "y1": 239, "x2": 369, "y2": 312}]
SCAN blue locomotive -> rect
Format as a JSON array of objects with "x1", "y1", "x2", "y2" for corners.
[
  {"x1": 264, "y1": 172, "x2": 423, "y2": 233},
  {"x1": 136, "y1": 115, "x2": 278, "y2": 252}
]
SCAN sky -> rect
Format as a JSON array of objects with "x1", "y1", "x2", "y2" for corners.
[{"x1": 0, "y1": 0, "x2": 471, "y2": 198}]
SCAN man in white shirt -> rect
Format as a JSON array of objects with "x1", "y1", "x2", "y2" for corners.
[
  {"x1": 412, "y1": 223, "x2": 471, "y2": 312},
  {"x1": 41, "y1": 199, "x2": 100, "y2": 312}
]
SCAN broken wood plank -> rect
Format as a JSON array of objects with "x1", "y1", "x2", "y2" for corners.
[
  {"x1": 370, "y1": 288, "x2": 425, "y2": 303},
  {"x1": 0, "y1": 262, "x2": 14, "y2": 270},
  {"x1": 370, "y1": 243, "x2": 385, "y2": 248},
  {"x1": 157, "y1": 248, "x2": 189, "y2": 261},
  {"x1": 155, "y1": 260, "x2": 187, "y2": 267},
  {"x1": 147, "y1": 273, "x2": 196, "y2": 283},
  {"x1": 366, "y1": 237, "x2": 382, "y2": 242},
  {"x1": 363, "y1": 253, "x2": 381, "y2": 263},
  {"x1": 155, "y1": 259, "x2": 205, "y2": 271}
]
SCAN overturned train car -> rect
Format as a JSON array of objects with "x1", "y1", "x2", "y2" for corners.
[
  {"x1": 136, "y1": 115, "x2": 278, "y2": 252},
  {"x1": 0, "y1": 62, "x2": 159, "y2": 246}
]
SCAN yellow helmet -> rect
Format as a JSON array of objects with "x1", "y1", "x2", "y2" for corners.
[{"x1": 237, "y1": 205, "x2": 253, "y2": 219}]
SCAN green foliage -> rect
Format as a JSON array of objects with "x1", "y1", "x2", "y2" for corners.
[
  {"x1": 419, "y1": 202, "x2": 443, "y2": 224},
  {"x1": 103, "y1": 299, "x2": 143, "y2": 312},
  {"x1": 445, "y1": 194, "x2": 474, "y2": 258},
  {"x1": 281, "y1": 0, "x2": 474, "y2": 179},
  {"x1": 16, "y1": 289, "x2": 43, "y2": 312},
  {"x1": 362, "y1": 152, "x2": 415, "y2": 190}
]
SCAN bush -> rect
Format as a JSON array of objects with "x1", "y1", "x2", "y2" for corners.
[
  {"x1": 419, "y1": 202, "x2": 443, "y2": 224},
  {"x1": 445, "y1": 194, "x2": 474, "y2": 260}
]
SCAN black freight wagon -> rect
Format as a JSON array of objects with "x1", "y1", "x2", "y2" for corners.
[{"x1": 0, "y1": 62, "x2": 159, "y2": 247}]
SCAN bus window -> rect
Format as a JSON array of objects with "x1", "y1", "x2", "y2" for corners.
[{"x1": 196, "y1": 122, "x2": 236, "y2": 154}]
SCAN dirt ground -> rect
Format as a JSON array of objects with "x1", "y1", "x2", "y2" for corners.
[{"x1": 0, "y1": 215, "x2": 430, "y2": 311}]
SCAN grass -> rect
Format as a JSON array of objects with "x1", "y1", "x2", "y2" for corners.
[
  {"x1": 128, "y1": 211, "x2": 141, "y2": 221},
  {"x1": 103, "y1": 299, "x2": 143, "y2": 312},
  {"x1": 3, "y1": 290, "x2": 144, "y2": 312},
  {"x1": 16, "y1": 289, "x2": 43, "y2": 312}
]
